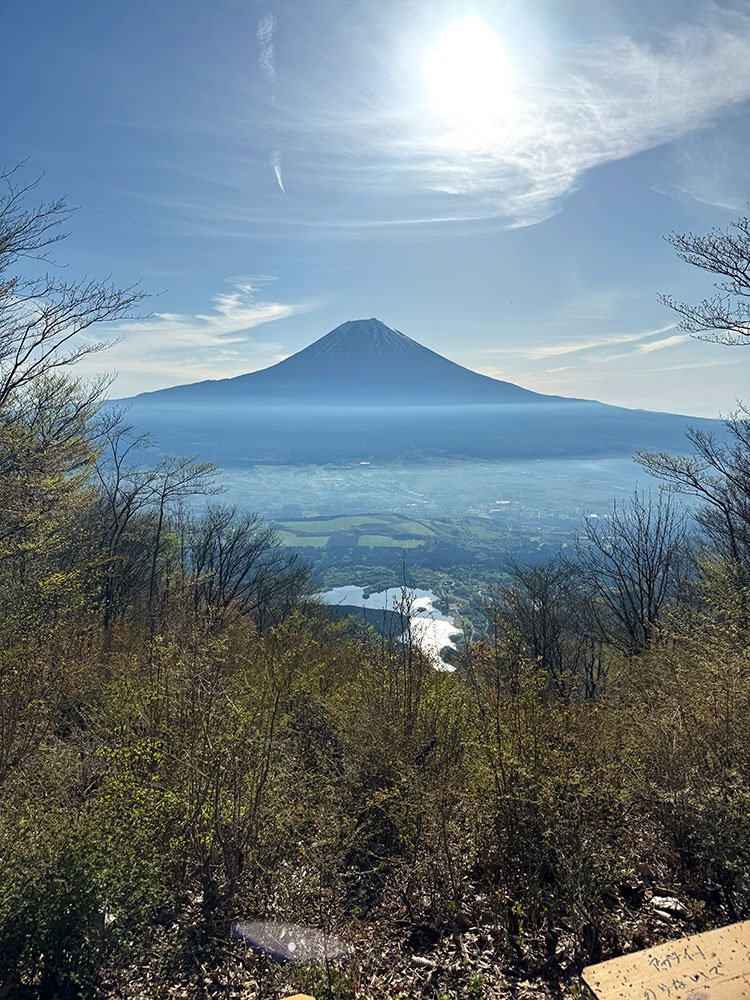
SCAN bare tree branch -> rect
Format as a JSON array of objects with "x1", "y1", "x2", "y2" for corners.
[
  {"x1": 661, "y1": 215, "x2": 750, "y2": 344},
  {"x1": 574, "y1": 488, "x2": 690, "y2": 655},
  {"x1": 0, "y1": 165, "x2": 147, "y2": 413},
  {"x1": 637, "y1": 406, "x2": 750, "y2": 579}
]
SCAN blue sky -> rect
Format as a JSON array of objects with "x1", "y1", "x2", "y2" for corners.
[{"x1": 4, "y1": 0, "x2": 750, "y2": 415}]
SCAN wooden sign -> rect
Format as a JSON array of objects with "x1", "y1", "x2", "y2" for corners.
[{"x1": 583, "y1": 921, "x2": 750, "y2": 1000}]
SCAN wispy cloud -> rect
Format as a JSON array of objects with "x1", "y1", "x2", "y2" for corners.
[
  {"x1": 419, "y1": 7, "x2": 750, "y2": 225},
  {"x1": 271, "y1": 149, "x2": 285, "y2": 192},
  {"x1": 277, "y1": 4, "x2": 750, "y2": 229},
  {"x1": 112, "y1": 278, "x2": 301, "y2": 346},
  {"x1": 257, "y1": 14, "x2": 276, "y2": 85},
  {"x1": 637, "y1": 333, "x2": 690, "y2": 353},
  {"x1": 657, "y1": 183, "x2": 745, "y2": 213},
  {"x1": 257, "y1": 16, "x2": 286, "y2": 193},
  {"x1": 588, "y1": 358, "x2": 736, "y2": 377},
  {"x1": 488, "y1": 323, "x2": 677, "y2": 360},
  {"x1": 77, "y1": 278, "x2": 313, "y2": 396},
  {"x1": 114, "y1": 5, "x2": 750, "y2": 240},
  {"x1": 658, "y1": 124, "x2": 750, "y2": 212},
  {"x1": 523, "y1": 331, "x2": 650, "y2": 360}
]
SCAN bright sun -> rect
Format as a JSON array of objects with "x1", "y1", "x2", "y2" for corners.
[{"x1": 422, "y1": 18, "x2": 516, "y2": 142}]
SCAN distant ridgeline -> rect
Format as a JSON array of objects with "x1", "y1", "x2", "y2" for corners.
[{"x1": 118, "y1": 318, "x2": 719, "y2": 465}]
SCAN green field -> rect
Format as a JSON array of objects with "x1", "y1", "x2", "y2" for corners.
[
  {"x1": 280, "y1": 514, "x2": 380, "y2": 533},
  {"x1": 276, "y1": 532, "x2": 330, "y2": 547},
  {"x1": 357, "y1": 534, "x2": 423, "y2": 548},
  {"x1": 274, "y1": 512, "x2": 434, "y2": 550},
  {"x1": 386, "y1": 519, "x2": 436, "y2": 537}
]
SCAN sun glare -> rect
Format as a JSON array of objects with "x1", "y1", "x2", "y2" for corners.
[{"x1": 422, "y1": 18, "x2": 517, "y2": 145}]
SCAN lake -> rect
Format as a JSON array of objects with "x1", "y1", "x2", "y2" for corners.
[{"x1": 320, "y1": 585, "x2": 461, "y2": 670}]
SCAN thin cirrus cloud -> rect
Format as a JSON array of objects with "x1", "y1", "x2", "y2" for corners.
[
  {"x1": 637, "y1": 334, "x2": 690, "y2": 353},
  {"x1": 476, "y1": 323, "x2": 683, "y2": 382},
  {"x1": 281, "y1": 4, "x2": 750, "y2": 229},
  {"x1": 424, "y1": 5, "x2": 750, "y2": 225},
  {"x1": 658, "y1": 125, "x2": 750, "y2": 212},
  {"x1": 78, "y1": 278, "x2": 312, "y2": 396},
  {"x1": 271, "y1": 149, "x2": 286, "y2": 193},
  {"x1": 523, "y1": 331, "x2": 655, "y2": 361},
  {"x1": 505, "y1": 324, "x2": 677, "y2": 361},
  {"x1": 258, "y1": 14, "x2": 285, "y2": 193},
  {"x1": 257, "y1": 14, "x2": 276, "y2": 85}
]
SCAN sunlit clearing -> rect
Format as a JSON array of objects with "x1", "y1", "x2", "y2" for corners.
[{"x1": 422, "y1": 18, "x2": 517, "y2": 145}]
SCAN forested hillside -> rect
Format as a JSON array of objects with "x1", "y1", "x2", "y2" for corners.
[{"x1": 3, "y1": 176, "x2": 750, "y2": 1000}]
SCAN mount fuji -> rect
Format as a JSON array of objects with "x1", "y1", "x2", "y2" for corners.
[
  {"x1": 121, "y1": 318, "x2": 717, "y2": 465},
  {"x1": 130, "y1": 318, "x2": 568, "y2": 406}
]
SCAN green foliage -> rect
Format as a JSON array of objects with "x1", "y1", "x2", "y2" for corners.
[
  {"x1": 3, "y1": 529, "x2": 750, "y2": 995},
  {"x1": 466, "y1": 973, "x2": 486, "y2": 999},
  {"x1": 0, "y1": 744, "x2": 107, "y2": 997}
]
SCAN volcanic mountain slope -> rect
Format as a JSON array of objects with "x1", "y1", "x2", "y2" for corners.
[
  {"x1": 122, "y1": 317, "x2": 716, "y2": 464},
  {"x1": 131, "y1": 318, "x2": 564, "y2": 406}
]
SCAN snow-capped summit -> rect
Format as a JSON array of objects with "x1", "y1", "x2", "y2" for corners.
[{"x1": 302, "y1": 319, "x2": 421, "y2": 361}]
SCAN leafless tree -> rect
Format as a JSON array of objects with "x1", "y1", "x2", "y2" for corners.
[
  {"x1": 91, "y1": 411, "x2": 218, "y2": 622},
  {"x1": 0, "y1": 165, "x2": 145, "y2": 412},
  {"x1": 144, "y1": 457, "x2": 219, "y2": 612},
  {"x1": 660, "y1": 214, "x2": 750, "y2": 345},
  {"x1": 0, "y1": 165, "x2": 145, "y2": 572},
  {"x1": 575, "y1": 489, "x2": 690, "y2": 655},
  {"x1": 637, "y1": 407, "x2": 750, "y2": 579},
  {"x1": 492, "y1": 558, "x2": 605, "y2": 699},
  {"x1": 188, "y1": 504, "x2": 308, "y2": 627},
  {"x1": 642, "y1": 214, "x2": 750, "y2": 583},
  {"x1": 92, "y1": 410, "x2": 161, "y2": 624}
]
